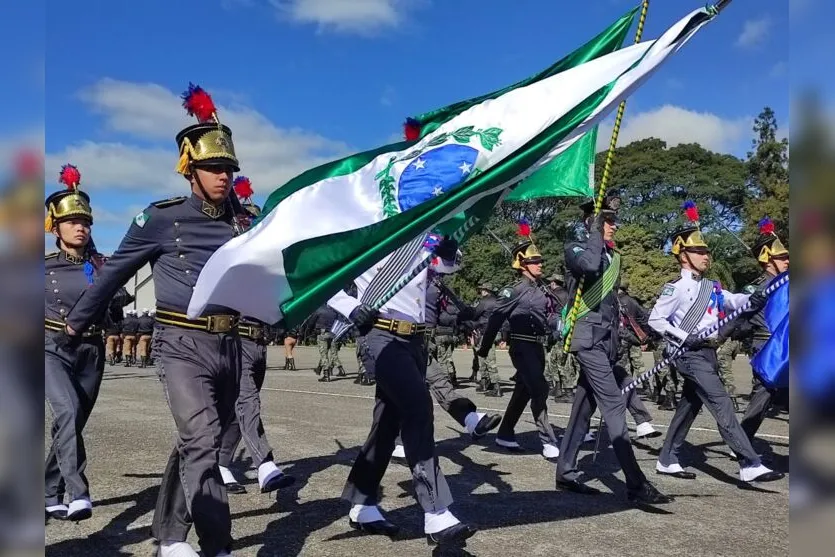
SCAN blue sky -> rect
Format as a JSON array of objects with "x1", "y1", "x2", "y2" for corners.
[{"x1": 1, "y1": 0, "x2": 796, "y2": 253}]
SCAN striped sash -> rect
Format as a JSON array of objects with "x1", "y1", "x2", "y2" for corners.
[
  {"x1": 572, "y1": 252, "x2": 621, "y2": 320},
  {"x1": 331, "y1": 236, "x2": 425, "y2": 337},
  {"x1": 678, "y1": 278, "x2": 714, "y2": 334}
]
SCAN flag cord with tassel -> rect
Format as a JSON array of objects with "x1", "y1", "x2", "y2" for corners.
[{"x1": 561, "y1": 0, "x2": 651, "y2": 354}]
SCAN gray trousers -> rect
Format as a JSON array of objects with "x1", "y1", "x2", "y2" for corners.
[
  {"x1": 219, "y1": 339, "x2": 273, "y2": 469},
  {"x1": 659, "y1": 348, "x2": 761, "y2": 468},
  {"x1": 342, "y1": 328, "x2": 453, "y2": 512},
  {"x1": 149, "y1": 325, "x2": 241, "y2": 557},
  {"x1": 496, "y1": 341, "x2": 559, "y2": 447},
  {"x1": 44, "y1": 334, "x2": 105, "y2": 506},
  {"x1": 614, "y1": 363, "x2": 654, "y2": 425},
  {"x1": 557, "y1": 337, "x2": 647, "y2": 491},
  {"x1": 395, "y1": 354, "x2": 477, "y2": 446}
]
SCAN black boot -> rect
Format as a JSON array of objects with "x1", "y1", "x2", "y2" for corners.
[
  {"x1": 319, "y1": 367, "x2": 331, "y2": 382},
  {"x1": 313, "y1": 365, "x2": 321, "y2": 376},
  {"x1": 476, "y1": 377, "x2": 487, "y2": 392},
  {"x1": 353, "y1": 373, "x2": 362, "y2": 384},
  {"x1": 288, "y1": 358, "x2": 295, "y2": 370},
  {"x1": 125, "y1": 356, "x2": 131, "y2": 368},
  {"x1": 449, "y1": 373, "x2": 458, "y2": 389},
  {"x1": 485, "y1": 382, "x2": 503, "y2": 397},
  {"x1": 337, "y1": 366, "x2": 346, "y2": 377},
  {"x1": 468, "y1": 370, "x2": 478, "y2": 382},
  {"x1": 283, "y1": 358, "x2": 290, "y2": 370}
]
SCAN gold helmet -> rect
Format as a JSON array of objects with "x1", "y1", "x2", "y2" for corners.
[
  {"x1": 44, "y1": 164, "x2": 93, "y2": 232},
  {"x1": 670, "y1": 201, "x2": 709, "y2": 256},
  {"x1": 175, "y1": 83, "x2": 239, "y2": 175},
  {"x1": 752, "y1": 217, "x2": 788, "y2": 263},
  {"x1": 512, "y1": 219, "x2": 543, "y2": 270}
]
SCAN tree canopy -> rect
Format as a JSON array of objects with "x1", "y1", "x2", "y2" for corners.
[{"x1": 452, "y1": 107, "x2": 789, "y2": 305}]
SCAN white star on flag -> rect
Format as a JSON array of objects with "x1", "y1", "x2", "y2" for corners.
[
  {"x1": 414, "y1": 158, "x2": 426, "y2": 170},
  {"x1": 432, "y1": 186, "x2": 444, "y2": 196},
  {"x1": 459, "y1": 161, "x2": 472, "y2": 174}
]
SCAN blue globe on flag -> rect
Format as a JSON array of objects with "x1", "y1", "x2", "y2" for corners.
[{"x1": 397, "y1": 144, "x2": 479, "y2": 212}]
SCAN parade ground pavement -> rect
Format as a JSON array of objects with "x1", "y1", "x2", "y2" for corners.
[{"x1": 45, "y1": 346, "x2": 789, "y2": 556}]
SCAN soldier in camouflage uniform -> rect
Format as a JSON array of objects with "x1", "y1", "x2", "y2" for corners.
[
  {"x1": 472, "y1": 283, "x2": 501, "y2": 395},
  {"x1": 544, "y1": 273, "x2": 577, "y2": 402},
  {"x1": 716, "y1": 338, "x2": 740, "y2": 397},
  {"x1": 313, "y1": 304, "x2": 344, "y2": 382},
  {"x1": 653, "y1": 339, "x2": 679, "y2": 410}
]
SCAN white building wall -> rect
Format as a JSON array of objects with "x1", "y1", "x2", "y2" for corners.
[{"x1": 124, "y1": 263, "x2": 156, "y2": 312}]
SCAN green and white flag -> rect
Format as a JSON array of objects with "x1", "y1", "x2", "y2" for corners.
[{"x1": 188, "y1": 7, "x2": 717, "y2": 326}]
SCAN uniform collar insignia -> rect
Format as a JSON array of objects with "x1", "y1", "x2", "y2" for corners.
[
  {"x1": 681, "y1": 269, "x2": 703, "y2": 281},
  {"x1": 200, "y1": 199, "x2": 226, "y2": 219},
  {"x1": 63, "y1": 251, "x2": 84, "y2": 265}
]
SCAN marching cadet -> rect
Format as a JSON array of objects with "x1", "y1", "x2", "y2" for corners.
[
  {"x1": 648, "y1": 202, "x2": 782, "y2": 483},
  {"x1": 44, "y1": 164, "x2": 109, "y2": 521},
  {"x1": 312, "y1": 303, "x2": 344, "y2": 381},
  {"x1": 478, "y1": 230, "x2": 561, "y2": 461},
  {"x1": 391, "y1": 258, "x2": 502, "y2": 460},
  {"x1": 716, "y1": 337, "x2": 741, "y2": 408},
  {"x1": 555, "y1": 192, "x2": 670, "y2": 504},
  {"x1": 61, "y1": 84, "x2": 249, "y2": 557},
  {"x1": 218, "y1": 178, "x2": 294, "y2": 496},
  {"x1": 328, "y1": 235, "x2": 477, "y2": 550},
  {"x1": 731, "y1": 218, "x2": 790, "y2": 447},
  {"x1": 136, "y1": 308, "x2": 155, "y2": 368},
  {"x1": 121, "y1": 308, "x2": 139, "y2": 367},
  {"x1": 282, "y1": 325, "x2": 298, "y2": 370},
  {"x1": 104, "y1": 306, "x2": 123, "y2": 366},
  {"x1": 471, "y1": 282, "x2": 501, "y2": 395}
]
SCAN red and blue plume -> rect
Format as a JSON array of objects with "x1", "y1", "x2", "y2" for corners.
[
  {"x1": 181, "y1": 82, "x2": 217, "y2": 123},
  {"x1": 404, "y1": 117, "x2": 422, "y2": 141},
  {"x1": 682, "y1": 200, "x2": 699, "y2": 223},
  {"x1": 423, "y1": 232, "x2": 442, "y2": 250},
  {"x1": 517, "y1": 218, "x2": 531, "y2": 237},
  {"x1": 233, "y1": 176, "x2": 254, "y2": 200},
  {"x1": 58, "y1": 164, "x2": 81, "y2": 189},
  {"x1": 758, "y1": 217, "x2": 775, "y2": 235}
]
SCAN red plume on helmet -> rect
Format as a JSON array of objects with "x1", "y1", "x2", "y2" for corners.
[
  {"x1": 517, "y1": 219, "x2": 531, "y2": 237},
  {"x1": 233, "y1": 176, "x2": 254, "y2": 201},
  {"x1": 682, "y1": 200, "x2": 699, "y2": 224},
  {"x1": 181, "y1": 82, "x2": 217, "y2": 123},
  {"x1": 404, "y1": 117, "x2": 421, "y2": 141},
  {"x1": 58, "y1": 164, "x2": 81, "y2": 190},
  {"x1": 758, "y1": 217, "x2": 775, "y2": 235}
]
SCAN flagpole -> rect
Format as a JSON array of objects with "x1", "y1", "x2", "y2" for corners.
[
  {"x1": 561, "y1": 0, "x2": 652, "y2": 354},
  {"x1": 620, "y1": 272, "x2": 788, "y2": 394}
]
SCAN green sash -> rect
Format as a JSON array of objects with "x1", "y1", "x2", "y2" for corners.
[{"x1": 561, "y1": 252, "x2": 621, "y2": 337}]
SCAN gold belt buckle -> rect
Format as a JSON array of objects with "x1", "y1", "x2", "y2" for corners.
[
  {"x1": 207, "y1": 315, "x2": 232, "y2": 333},
  {"x1": 395, "y1": 320, "x2": 414, "y2": 336}
]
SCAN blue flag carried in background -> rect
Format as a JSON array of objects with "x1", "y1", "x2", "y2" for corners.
[{"x1": 751, "y1": 271, "x2": 789, "y2": 389}]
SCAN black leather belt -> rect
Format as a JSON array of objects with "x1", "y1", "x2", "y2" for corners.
[
  {"x1": 374, "y1": 318, "x2": 426, "y2": 337},
  {"x1": 510, "y1": 333, "x2": 549, "y2": 345},
  {"x1": 239, "y1": 325, "x2": 264, "y2": 341},
  {"x1": 45, "y1": 318, "x2": 101, "y2": 337},
  {"x1": 155, "y1": 309, "x2": 239, "y2": 334}
]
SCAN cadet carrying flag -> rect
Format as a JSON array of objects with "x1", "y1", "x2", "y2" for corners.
[
  {"x1": 188, "y1": 7, "x2": 719, "y2": 326},
  {"x1": 751, "y1": 271, "x2": 789, "y2": 389}
]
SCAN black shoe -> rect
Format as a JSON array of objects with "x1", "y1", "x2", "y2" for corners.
[
  {"x1": 67, "y1": 507, "x2": 92, "y2": 522},
  {"x1": 288, "y1": 358, "x2": 296, "y2": 370},
  {"x1": 660, "y1": 396, "x2": 676, "y2": 411},
  {"x1": 225, "y1": 482, "x2": 247, "y2": 495},
  {"x1": 509, "y1": 373, "x2": 517, "y2": 382},
  {"x1": 476, "y1": 378, "x2": 487, "y2": 392},
  {"x1": 656, "y1": 470, "x2": 697, "y2": 480},
  {"x1": 337, "y1": 366, "x2": 346, "y2": 377},
  {"x1": 627, "y1": 481, "x2": 673, "y2": 505},
  {"x1": 353, "y1": 374, "x2": 362, "y2": 384},
  {"x1": 556, "y1": 479, "x2": 601, "y2": 495},
  {"x1": 361, "y1": 375, "x2": 375, "y2": 386},
  {"x1": 261, "y1": 473, "x2": 295, "y2": 494},
  {"x1": 748, "y1": 470, "x2": 785, "y2": 482},
  {"x1": 313, "y1": 365, "x2": 321, "y2": 376},
  {"x1": 472, "y1": 413, "x2": 501, "y2": 438},
  {"x1": 45, "y1": 507, "x2": 68, "y2": 521},
  {"x1": 283, "y1": 358, "x2": 289, "y2": 370},
  {"x1": 319, "y1": 369, "x2": 331, "y2": 382},
  {"x1": 468, "y1": 372, "x2": 478, "y2": 382},
  {"x1": 349, "y1": 518, "x2": 400, "y2": 538},
  {"x1": 426, "y1": 523, "x2": 477, "y2": 547},
  {"x1": 449, "y1": 374, "x2": 458, "y2": 388}
]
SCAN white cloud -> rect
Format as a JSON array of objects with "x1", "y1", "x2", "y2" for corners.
[
  {"x1": 47, "y1": 78, "x2": 351, "y2": 196},
  {"x1": 665, "y1": 78, "x2": 684, "y2": 90},
  {"x1": 736, "y1": 16, "x2": 773, "y2": 49},
  {"x1": 597, "y1": 105, "x2": 750, "y2": 154},
  {"x1": 769, "y1": 61, "x2": 787, "y2": 79},
  {"x1": 270, "y1": 0, "x2": 423, "y2": 35},
  {"x1": 380, "y1": 85, "x2": 396, "y2": 107}
]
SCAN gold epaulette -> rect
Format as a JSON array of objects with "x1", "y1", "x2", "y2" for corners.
[{"x1": 151, "y1": 196, "x2": 187, "y2": 209}]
